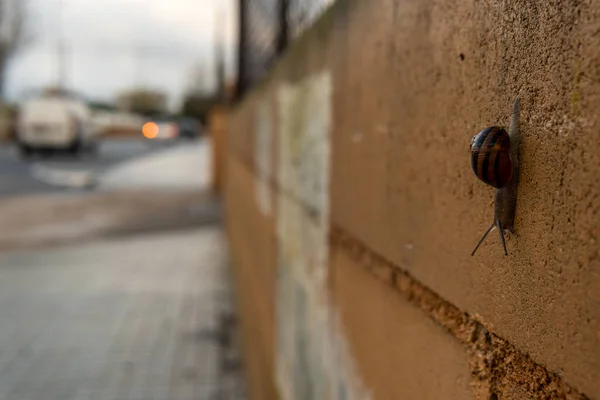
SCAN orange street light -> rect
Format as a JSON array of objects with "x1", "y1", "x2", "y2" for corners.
[{"x1": 142, "y1": 122, "x2": 159, "y2": 139}]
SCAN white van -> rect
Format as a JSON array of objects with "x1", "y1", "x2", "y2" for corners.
[{"x1": 16, "y1": 95, "x2": 98, "y2": 157}]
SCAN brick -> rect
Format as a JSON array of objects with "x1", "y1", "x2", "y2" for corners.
[
  {"x1": 225, "y1": 155, "x2": 277, "y2": 346},
  {"x1": 330, "y1": 245, "x2": 475, "y2": 400}
]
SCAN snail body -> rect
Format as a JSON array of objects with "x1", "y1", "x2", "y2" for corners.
[{"x1": 470, "y1": 98, "x2": 521, "y2": 256}]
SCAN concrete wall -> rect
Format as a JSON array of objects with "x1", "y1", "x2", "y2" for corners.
[{"x1": 224, "y1": 0, "x2": 600, "y2": 399}]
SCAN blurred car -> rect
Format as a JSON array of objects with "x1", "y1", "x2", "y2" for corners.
[
  {"x1": 16, "y1": 94, "x2": 99, "y2": 157},
  {"x1": 142, "y1": 117, "x2": 179, "y2": 142},
  {"x1": 177, "y1": 117, "x2": 202, "y2": 139},
  {"x1": 142, "y1": 116, "x2": 202, "y2": 142}
]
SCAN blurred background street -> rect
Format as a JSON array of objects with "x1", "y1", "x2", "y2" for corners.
[
  {"x1": 0, "y1": 133, "x2": 246, "y2": 399},
  {"x1": 0, "y1": 0, "x2": 246, "y2": 398}
]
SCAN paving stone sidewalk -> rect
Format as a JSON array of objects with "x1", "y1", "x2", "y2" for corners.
[{"x1": 0, "y1": 227, "x2": 245, "y2": 400}]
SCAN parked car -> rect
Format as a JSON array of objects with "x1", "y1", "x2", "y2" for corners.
[{"x1": 16, "y1": 94, "x2": 99, "y2": 157}]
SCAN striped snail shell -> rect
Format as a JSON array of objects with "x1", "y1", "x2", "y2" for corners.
[{"x1": 470, "y1": 126, "x2": 513, "y2": 189}]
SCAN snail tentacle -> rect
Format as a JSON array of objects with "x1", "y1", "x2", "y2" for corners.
[
  {"x1": 496, "y1": 219, "x2": 508, "y2": 256},
  {"x1": 471, "y1": 221, "x2": 496, "y2": 256}
]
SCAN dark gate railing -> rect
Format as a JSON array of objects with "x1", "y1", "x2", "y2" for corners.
[{"x1": 236, "y1": 0, "x2": 334, "y2": 100}]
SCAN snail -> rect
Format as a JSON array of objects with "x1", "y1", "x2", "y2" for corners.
[{"x1": 470, "y1": 98, "x2": 520, "y2": 256}]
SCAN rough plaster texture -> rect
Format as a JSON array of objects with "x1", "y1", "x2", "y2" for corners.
[
  {"x1": 225, "y1": 156, "x2": 278, "y2": 400},
  {"x1": 331, "y1": 227, "x2": 587, "y2": 399},
  {"x1": 330, "y1": 246, "x2": 475, "y2": 400},
  {"x1": 326, "y1": 1, "x2": 600, "y2": 396},
  {"x1": 499, "y1": 382, "x2": 535, "y2": 400},
  {"x1": 226, "y1": 0, "x2": 600, "y2": 398}
]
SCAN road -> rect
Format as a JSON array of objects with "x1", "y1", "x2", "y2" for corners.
[{"x1": 0, "y1": 139, "x2": 176, "y2": 197}]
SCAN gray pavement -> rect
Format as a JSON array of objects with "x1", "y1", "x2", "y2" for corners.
[{"x1": 0, "y1": 227, "x2": 245, "y2": 400}]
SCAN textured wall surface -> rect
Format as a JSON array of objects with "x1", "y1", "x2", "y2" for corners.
[
  {"x1": 225, "y1": 155, "x2": 278, "y2": 400},
  {"x1": 224, "y1": 0, "x2": 600, "y2": 398}
]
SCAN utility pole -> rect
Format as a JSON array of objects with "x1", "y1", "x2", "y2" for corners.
[
  {"x1": 214, "y1": 8, "x2": 226, "y2": 102},
  {"x1": 56, "y1": 0, "x2": 66, "y2": 92},
  {"x1": 57, "y1": 41, "x2": 66, "y2": 92}
]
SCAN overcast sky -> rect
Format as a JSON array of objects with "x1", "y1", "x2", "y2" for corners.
[{"x1": 6, "y1": 0, "x2": 237, "y2": 110}]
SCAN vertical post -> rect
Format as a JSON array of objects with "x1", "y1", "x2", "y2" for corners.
[
  {"x1": 235, "y1": 0, "x2": 247, "y2": 99},
  {"x1": 215, "y1": 8, "x2": 226, "y2": 102},
  {"x1": 57, "y1": 42, "x2": 65, "y2": 91},
  {"x1": 276, "y1": 0, "x2": 289, "y2": 55}
]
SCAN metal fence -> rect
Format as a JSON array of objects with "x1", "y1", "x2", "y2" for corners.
[{"x1": 236, "y1": 0, "x2": 334, "y2": 99}]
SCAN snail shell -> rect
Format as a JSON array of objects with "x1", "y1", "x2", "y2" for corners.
[
  {"x1": 470, "y1": 126, "x2": 513, "y2": 188},
  {"x1": 470, "y1": 98, "x2": 521, "y2": 257}
]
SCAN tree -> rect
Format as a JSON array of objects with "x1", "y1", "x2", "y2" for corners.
[
  {"x1": 88, "y1": 100, "x2": 117, "y2": 112},
  {"x1": 0, "y1": 0, "x2": 30, "y2": 98},
  {"x1": 180, "y1": 93, "x2": 217, "y2": 125},
  {"x1": 116, "y1": 88, "x2": 167, "y2": 117},
  {"x1": 179, "y1": 61, "x2": 218, "y2": 124}
]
